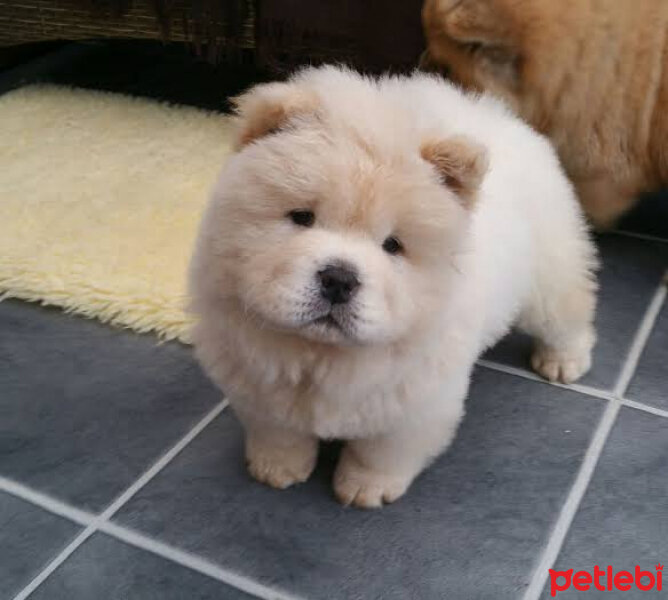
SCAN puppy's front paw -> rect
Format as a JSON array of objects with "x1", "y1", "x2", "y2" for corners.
[
  {"x1": 247, "y1": 445, "x2": 316, "y2": 490},
  {"x1": 531, "y1": 334, "x2": 594, "y2": 384},
  {"x1": 334, "y1": 453, "x2": 410, "y2": 509}
]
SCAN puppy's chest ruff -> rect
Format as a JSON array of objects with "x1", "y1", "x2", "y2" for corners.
[{"x1": 231, "y1": 344, "x2": 449, "y2": 438}]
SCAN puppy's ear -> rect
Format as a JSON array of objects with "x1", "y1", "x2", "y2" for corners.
[
  {"x1": 421, "y1": 136, "x2": 489, "y2": 207},
  {"x1": 230, "y1": 82, "x2": 319, "y2": 150}
]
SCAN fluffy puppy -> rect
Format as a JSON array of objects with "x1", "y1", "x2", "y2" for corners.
[
  {"x1": 188, "y1": 66, "x2": 597, "y2": 508},
  {"x1": 421, "y1": 0, "x2": 668, "y2": 228}
]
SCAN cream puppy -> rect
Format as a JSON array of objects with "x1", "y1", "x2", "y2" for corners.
[{"x1": 188, "y1": 66, "x2": 597, "y2": 508}]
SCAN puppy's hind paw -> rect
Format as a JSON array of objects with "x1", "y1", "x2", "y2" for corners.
[{"x1": 531, "y1": 336, "x2": 593, "y2": 384}]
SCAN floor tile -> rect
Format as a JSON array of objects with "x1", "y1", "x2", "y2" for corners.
[
  {"x1": 29, "y1": 533, "x2": 253, "y2": 600},
  {"x1": 485, "y1": 234, "x2": 668, "y2": 390},
  {"x1": 115, "y1": 368, "x2": 604, "y2": 600},
  {"x1": 0, "y1": 300, "x2": 220, "y2": 512},
  {"x1": 626, "y1": 298, "x2": 668, "y2": 411},
  {"x1": 0, "y1": 491, "x2": 81, "y2": 599},
  {"x1": 540, "y1": 407, "x2": 668, "y2": 599}
]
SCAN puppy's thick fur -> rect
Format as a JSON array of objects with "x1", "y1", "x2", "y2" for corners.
[
  {"x1": 422, "y1": 0, "x2": 668, "y2": 228},
  {"x1": 189, "y1": 66, "x2": 597, "y2": 508}
]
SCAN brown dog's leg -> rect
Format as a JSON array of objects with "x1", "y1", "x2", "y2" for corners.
[{"x1": 575, "y1": 177, "x2": 639, "y2": 230}]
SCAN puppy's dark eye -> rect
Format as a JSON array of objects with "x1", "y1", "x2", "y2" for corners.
[
  {"x1": 288, "y1": 209, "x2": 315, "y2": 227},
  {"x1": 382, "y1": 236, "x2": 403, "y2": 255}
]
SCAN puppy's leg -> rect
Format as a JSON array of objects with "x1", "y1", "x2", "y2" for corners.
[
  {"x1": 242, "y1": 416, "x2": 318, "y2": 490},
  {"x1": 334, "y1": 400, "x2": 464, "y2": 509},
  {"x1": 520, "y1": 231, "x2": 597, "y2": 384}
]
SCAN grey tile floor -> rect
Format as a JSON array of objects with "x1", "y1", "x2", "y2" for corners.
[{"x1": 2, "y1": 40, "x2": 668, "y2": 600}]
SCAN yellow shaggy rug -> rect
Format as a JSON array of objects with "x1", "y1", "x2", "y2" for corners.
[{"x1": 0, "y1": 86, "x2": 235, "y2": 342}]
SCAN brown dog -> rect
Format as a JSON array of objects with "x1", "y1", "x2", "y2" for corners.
[{"x1": 421, "y1": 0, "x2": 668, "y2": 228}]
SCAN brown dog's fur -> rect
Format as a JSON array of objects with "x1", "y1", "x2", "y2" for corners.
[{"x1": 422, "y1": 0, "x2": 668, "y2": 227}]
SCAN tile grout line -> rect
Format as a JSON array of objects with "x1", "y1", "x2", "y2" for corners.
[
  {"x1": 521, "y1": 400, "x2": 621, "y2": 600},
  {"x1": 621, "y1": 398, "x2": 668, "y2": 419},
  {"x1": 522, "y1": 277, "x2": 667, "y2": 600},
  {"x1": 10, "y1": 398, "x2": 229, "y2": 600},
  {"x1": 99, "y1": 521, "x2": 306, "y2": 600},
  {"x1": 476, "y1": 359, "x2": 615, "y2": 401},
  {"x1": 99, "y1": 398, "x2": 229, "y2": 521},
  {"x1": 612, "y1": 279, "x2": 667, "y2": 398},
  {"x1": 479, "y1": 344, "x2": 668, "y2": 420},
  {"x1": 612, "y1": 229, "x2": 668, "y2": 245},
  {"x1": 0, "y1": 477, "x2": 304, "y2": 600},
  {"x1": 11, "y1": 527, "x2": 98, "y2": 600},
  {"x1": 0, "y1": 477, "x2": 92, "y2": 526}
]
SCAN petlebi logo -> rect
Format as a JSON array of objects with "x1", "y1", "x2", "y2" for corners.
[{"x1": 549, "y1": 563, "x2": 663, "y2": 597}]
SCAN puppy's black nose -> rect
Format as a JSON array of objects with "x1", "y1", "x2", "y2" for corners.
[{"x1": 318, "y1": 265, "x2": 360, "y2": 304}]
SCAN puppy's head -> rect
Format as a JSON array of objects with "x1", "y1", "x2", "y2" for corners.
[
  {"x1": 421, "y1": 0, "x2": 522, "y2": 100},
  {"x1": 196, "y1": 72, "x2": 487, "y2": 347}
]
